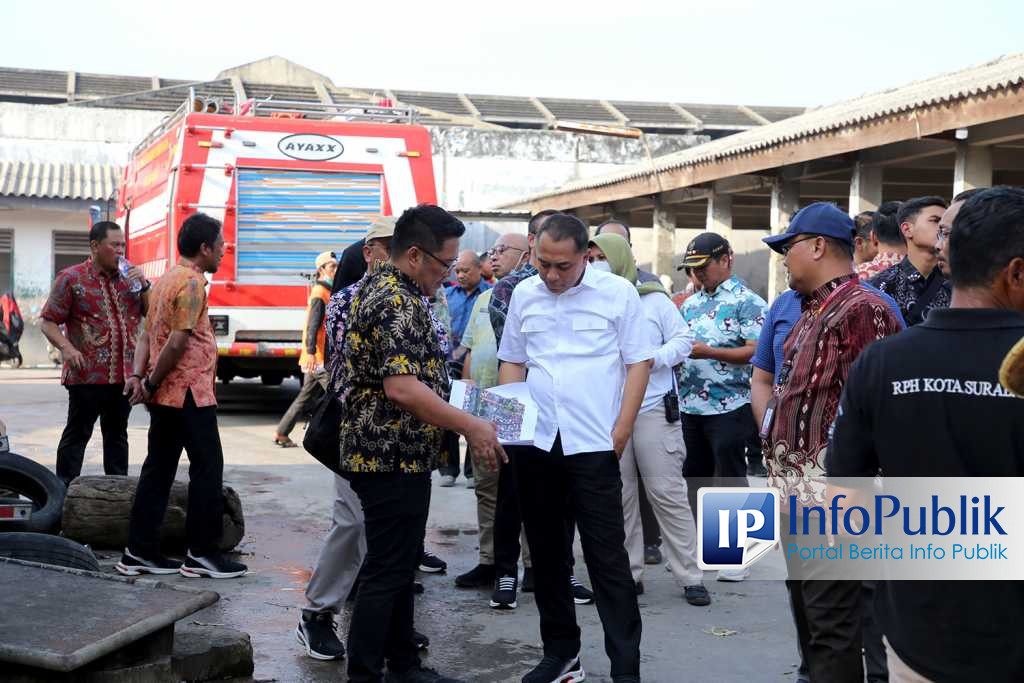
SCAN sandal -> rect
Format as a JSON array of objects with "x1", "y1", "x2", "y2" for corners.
[{"x1": 273, "y1": 435, "x2": 297, "y2": 448}]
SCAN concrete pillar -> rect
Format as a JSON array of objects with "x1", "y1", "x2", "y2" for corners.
[
  {"x1": 652, "y1": 198, "x2": 677, "y2": 278},
  {"x1": 706, "y1": 191, "x2": 733, "y2": 237},
  {"x1": 953, "y1": 142, "x2": 993, "y2": 196},
  {"x1": 767, "y1": 179, "x2": 800, "y2": 301},
  {"x1": 848, "y1": 162, "x2": 882, "y2": 215}
]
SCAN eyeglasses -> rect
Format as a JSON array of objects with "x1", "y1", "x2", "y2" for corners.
[
  {"x1": 488, "y1": 245, "x2": 525, "y2": 257},
  {"x1": 417, "y1": 246, "x2": 457, "y2": 272},
  {"x1": 779, "y1": 235, "x2": 819, "y2": 256}
]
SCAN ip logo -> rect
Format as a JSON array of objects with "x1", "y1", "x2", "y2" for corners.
[{"x1": 698, "y1": 488, "x2": 780, "y2": 570}]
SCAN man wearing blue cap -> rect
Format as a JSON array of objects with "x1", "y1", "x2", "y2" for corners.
[{"x1": 760, "y1": 202, "x2": 903, "y2": 683}]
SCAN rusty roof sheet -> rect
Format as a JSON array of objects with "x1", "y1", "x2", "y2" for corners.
[
  {"x1": 510, "y1": 53, "x2": 1024, "y2": 204},
  {"x1": 0, "y1": 160, "x2": 121, "y2": 200}
]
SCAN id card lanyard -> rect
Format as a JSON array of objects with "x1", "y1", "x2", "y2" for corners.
[{"x1": 759, "y1": 278, "x2": 859, "y2": 439}]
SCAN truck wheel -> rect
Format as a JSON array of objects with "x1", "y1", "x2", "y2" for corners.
[
  {"x1": 261, "y1": 373, "x2": 284, "y2": 386},
  {"x1": 0, "y1": 452, "x2": 65, "y2": 534},
  {"x1": 0, "y1": 532, "x2": 100, "y2": 571}
]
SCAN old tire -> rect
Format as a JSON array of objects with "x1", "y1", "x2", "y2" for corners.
[
  {"x1": 0, "y1": 532, "x2": 100, "y2": 571},
  {"x1": 0, "y1": 452, "x2": 65, "y2": 534}
]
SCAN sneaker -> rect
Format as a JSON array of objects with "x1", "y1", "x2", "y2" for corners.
[
  {"x1": 385, "y1": 664, "x2": 465, "y2": 683},
  {"x1": 490, "y1": 575, "x2": 518, "y2": 609},
  {"x1": 521, "y1": 567, "x2": 535, "y2": 593},
  {"x1": 179, "y1": 551, "x2": 248, "y2": 579},
  {"x1": 521, "y1": 654, "x2": 585, "y2": 683},
  {"x1": 115, "y1": 548, "x2": 180, "y2": 576},
  {"x1": 412, "y1": 629, "x2": 430, "y2": 650},
  {"x1": 570, "y1": 575, "x2": 593, "y2": 605},
  {"x1": 455, "y1": 563, "x2": 495, "y2": 588},
  {"x1": 716, "y1": 566, "x2": 750, "y2": 582},
  {"x1": 465, "y1": 477, "x2": 475, "y2": 489},
  {"x1": 612, "y1": 676, "x2": 640, "y2": 683},
  {"x1": 419, "y1": 550, "x2": 447, "y2": 574},
  {"x1": 643, "y1": 544, "x2": 663, "y2": 565},
  {"x1": 747, "y1": 461, "x2": 768, "y2": 477},
  {"x1": 684, "y1": 584, "x2": 711, "y2": 606},
  {"x1": 296, "y1": 611, "x2": 345, "y2": 660},
  {"x1": 413, "y1": 580, "x2": 425, "y2": 594},
  {"x1": 635, "y1": 580, "x2": 644, "y2": 596},
  {"x1": 438, "y1": 475, "x2": 456, "y2": 487}
]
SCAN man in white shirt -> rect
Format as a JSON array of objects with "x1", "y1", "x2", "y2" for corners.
[{"x1": 498, "y1": 214, "x2": 651, "y2": 683}]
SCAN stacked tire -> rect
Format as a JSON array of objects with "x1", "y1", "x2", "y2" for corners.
[{"x1": 0, "y1": 451, "x2": 99, "y2": 571}]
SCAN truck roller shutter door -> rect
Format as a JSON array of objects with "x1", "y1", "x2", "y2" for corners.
[{"x1": 236, "y1": 169, "x2": 382, "y2": 285}]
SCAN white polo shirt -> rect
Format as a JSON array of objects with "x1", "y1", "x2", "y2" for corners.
[
  {"x1": 497, "y1": 265, "x2": 652, "y2": 455},
  {"x1": 638, "y1": 291, "x2": 694, "y2": 413}
]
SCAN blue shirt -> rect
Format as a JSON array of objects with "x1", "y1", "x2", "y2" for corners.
[
  {"x1": 751, "y1": 284, "x2": 906, "y2": 383},
  {"x1": 445, "y1": 281, "x2": 492, "y2": 347},
  {"x1": 678, "y1": 275, "x2": 767, "y2": 415}
]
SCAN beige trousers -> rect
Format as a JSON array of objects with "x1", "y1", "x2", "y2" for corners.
[
  {"x1": 620, "y1": 407, "x2": 703, "y2": 586},
  {"x1": 473, "y1": 452, "x2": 531, "y2": 566}
]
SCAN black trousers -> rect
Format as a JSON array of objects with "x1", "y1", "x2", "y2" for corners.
[
  {"x1": 637, "y1": 477, "x2": 661, "y2": 547},
  {"x1": 681, "y1": 405, "x2": 755, "y2": 521},
  {"x1": 56, "y1": 383, "x2": 131, "y2": 486},
  {"x1": 494, "y1": 445, "x2": 575, "y2": 577},
  {"x1": 127, "y1": 390, "x2": 224, "y2": 557},
  {"x1": 782, "y1": 516, "x2": 865, "y2": 683},
  {"x1": 345, "y1": 471, "x2": 429, "y2": 683},
  {"x1": 515, "y1": 436, "x2": 641, "y2": 677}
]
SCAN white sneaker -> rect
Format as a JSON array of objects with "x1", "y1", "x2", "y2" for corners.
[
  {"x1": 438, "y1": 475, "x2": 456, "y2": 487},
  {"x1": 716, "y1": 566, "x2": 750, "y2": 582}
]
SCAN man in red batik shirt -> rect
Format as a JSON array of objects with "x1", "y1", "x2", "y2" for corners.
[
  {"x1": 41, "y1": 221, "x2": 149, "y2": 486},
  {"x1": 761, "y1": 203, "x2": 903, "y2": 683}
]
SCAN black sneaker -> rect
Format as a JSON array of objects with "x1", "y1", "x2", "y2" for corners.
[
  {"x1": 684, "y1": 584, "x2": 711, "y2": 606},
  {"x1": 635, "y1": 580, "x2": 644, "y2": 596},
  {"x1": 521, "y1": 654, "x2": 585, "y2": 683},
  {"x1": 296, "y1": 611, "x2": 345, "y2": 660},
  {"x1": 643, "y1": 544, "x2": 663, "y2": 565},
  {"x1": 522, "y1": 567, "x2": 535, "y2": 593},
  {"x1": 570, "y1": 575, "x2": 593, "y2": 605},
  {"x1": 179, "y1": 552, "x2": 248, "y2": 579},
  {"x1": 115, "y1": 548, "x2": 181, "y2": 576},
  {"x1": 385, "y1": 664, "x2": 465, "y2": 683},
  {"x1": 418, "y1": 550, "x2": 447, "y2": 574},
  {"x1": 490, "y1": 575, "x2": 518, "y2": 609},
  {"x1": 612, "y1": 676, "x2": 640, "y2": 683},
  {"x1": 455, "y1": 563, "x2": 495, "y2": 588},
  {"x1": 412, "y1": 630, "x2": 430, "y2": 650},
  {"x1": 413, "y1": 580, "x2": 425, "y2": 594}
]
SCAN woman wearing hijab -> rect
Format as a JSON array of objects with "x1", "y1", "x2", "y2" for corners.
[{"x1": 588, "y1": 233, "x2": 710, "y2": 606}]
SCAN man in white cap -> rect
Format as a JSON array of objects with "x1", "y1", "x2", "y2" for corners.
[{"x1": 274, "y1": 250, "x2": 338, "y2": 447}]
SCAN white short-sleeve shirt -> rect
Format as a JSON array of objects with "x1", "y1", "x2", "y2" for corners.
[{"x1": 497, "y1": 265, "x2": 653, "y2": 455}]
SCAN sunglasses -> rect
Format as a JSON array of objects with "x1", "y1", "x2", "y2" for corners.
[{"x1": 778, "y1": 235, "x2": 820, "y2": 255}]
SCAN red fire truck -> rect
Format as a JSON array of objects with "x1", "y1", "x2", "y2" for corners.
[{"x1": 116, "y1": 93, "x2": 437, "y2": 385}]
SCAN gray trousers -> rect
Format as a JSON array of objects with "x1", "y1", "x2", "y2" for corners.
[
  {"x1": 276, "y1": 369, "x2": 328, "y2": 438},
  {"x1": 304, "y1": 474, "x2": 367, "y2": 615},
  {"x1": 620, "y1": 408, "x2": 703, "y2": 587}
]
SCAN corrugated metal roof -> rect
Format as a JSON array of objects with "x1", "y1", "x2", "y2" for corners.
[
  {"x1": 512, "y1": 53, "x2": 1024, "y2": 204},
  {"x1": 0, "y1": 161, "x2": 120, "y2": 200}
]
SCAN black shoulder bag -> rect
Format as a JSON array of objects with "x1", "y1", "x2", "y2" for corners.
[{"x1": 303, "y1": 387, "x2": 344, "y2": 476}]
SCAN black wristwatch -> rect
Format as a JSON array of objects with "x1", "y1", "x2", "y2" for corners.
[
  {"x1": 139, "y1": 280, "x2": 152, "y2": 293},
  {"x1": 143, "y1": 377, "x2": 159, "y2": 394}
]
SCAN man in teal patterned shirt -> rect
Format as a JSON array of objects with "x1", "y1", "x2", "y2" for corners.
[{"x1": 677, "y1": 233, "x2": 765, "y2": 580}]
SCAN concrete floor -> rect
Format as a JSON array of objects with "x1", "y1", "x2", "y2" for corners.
[{"x1": 1, "y1": 368, "x2": 802, "y2": 682}]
